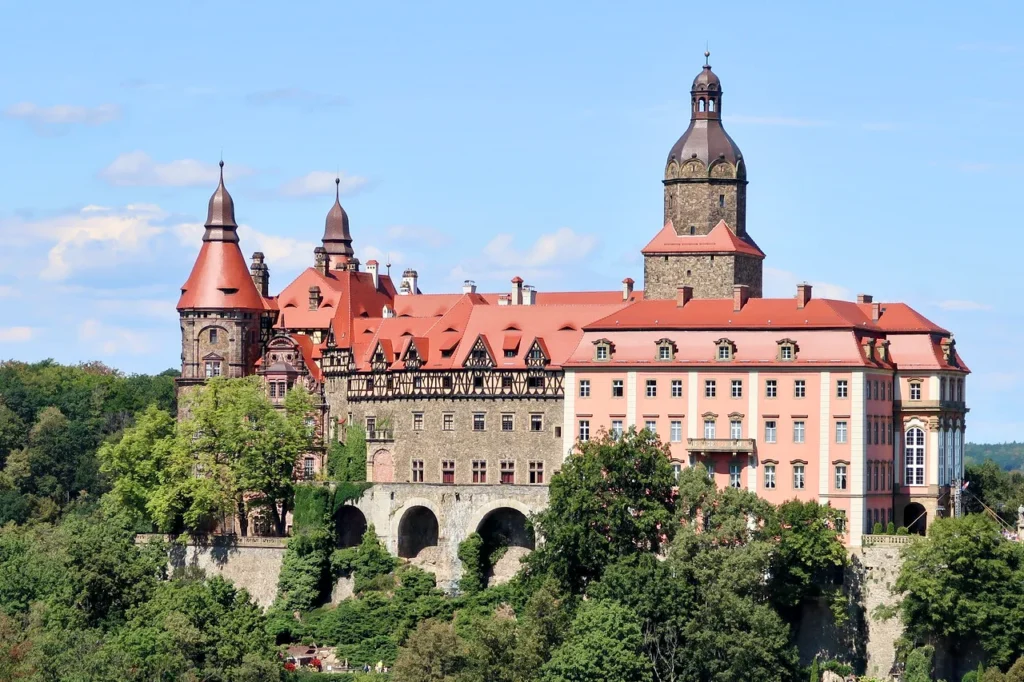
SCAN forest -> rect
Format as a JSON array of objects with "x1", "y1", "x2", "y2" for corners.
[{"x1": 4, "y1": 359, "x2": 1024, "y2": 681}]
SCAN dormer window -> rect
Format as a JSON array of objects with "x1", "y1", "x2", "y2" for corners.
[
  {"x1": 593, "y1": 339, "x2": 614, "y2": 362},
  {"x1": 655, "y1": 338, "x2": 677, "y2": 362},
  {"x1": 776, "y1": 339, "x2": 798, "y2": 362},
  {"x1": 715, "y1": 339, "x2": 736, "y2": 361}
]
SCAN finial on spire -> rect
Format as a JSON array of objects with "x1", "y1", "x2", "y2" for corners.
[
  {"x1": 704, "y1": 45, "x2": 711, "y2": 66},
  {"x1": 335, "y1": 176, "x2": 341, "y2": 200},
  {"x1": 218, "y1": 158, "x2": 225, "y2": 182}
]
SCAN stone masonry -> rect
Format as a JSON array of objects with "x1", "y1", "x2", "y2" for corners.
[{"x1": 643, "y1": 253, "x2": 763, "y2": 300}]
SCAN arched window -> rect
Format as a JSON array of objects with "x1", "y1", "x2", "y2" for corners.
[
  {"x1": 954, "y1": 427, "x2": 963, "y2": 481},
  {"x1": 945, "y1": 429, "x2": 954, "y2": 484},
  {"x1": 905, "y1": 427, "x2": 925, "y2": 486},
  {"x1": 708, "y1": 98, "x2": 715, "y2": 112},
  {"x1": 938, "y1": 429, "x2": 946, "y2": 486},
  {"x1": 699, "y1": 98, "x2": 706, "y2": 112},
  {"x1": 940, "y1": 377, "x2": 947, "y2": 401}
]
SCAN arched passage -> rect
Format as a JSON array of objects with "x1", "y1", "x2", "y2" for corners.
[
  {"x1": 398, "y1": 506, "x2": 439, "y2": 558},
  {"x1": 904, "y1": 502, "x2": 927, "y2": 535},
  {"x1": 335, "y1": 506, "x2": 367, "y2": 548},
  {"x1": 477, "y1": 507, "x2": 535, "y2": 551}
]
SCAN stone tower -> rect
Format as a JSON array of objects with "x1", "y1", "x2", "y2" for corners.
[
  {"x1": 176, "y1": 162, "x2": 268, "y2": 414},
  {"x1": 642, "y1": 52, "x2": 764, "y2": 300}
]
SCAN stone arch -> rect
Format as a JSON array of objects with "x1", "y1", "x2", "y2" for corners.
[
  {"x1": 334, "y1": 505, "x2": 367, "y2": 548},
  {"x1": 681, "y1": 159, "x2": 706, "y2": 178},
  {"x1": 397, "y1": 505, "x2": 440, "y2": 559},
  {"x1": 476, "y1": 507, "x2": 535, "y2": 551},
  {"x1": 904, "y1": 502, "x2": 927, "y2": 535},
  {"x1": 370, "y1": 448, "x2": 394, "y2": 483},
  {"x1": 467, "y1": 498, "x2": 536, "y2": 537},
  {"x1": 709, "y1": 160, "x2": 735, "y2": 178},
  {"x1": 665, "y1": 160, "x2": 679, "y2": 179}
]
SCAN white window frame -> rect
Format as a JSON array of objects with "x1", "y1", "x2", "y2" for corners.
[
  {"x1": 793, "y1": 465, "x2": 805, "y2": 490},
  {"x1": 670, "y1": 420, "x2": 682, "y2": 442},
  {"x1": 794, "y1": 421, "x2": 805, "y2": 444},
  {"x1": 705, "y1": 380, "x2": 717, "y2": 398},
  {"x1": 731, "y1": 379, "x2": 742, "y2": 398},
  {"x1": 905, "y1": 427, "x2": 925, "y2": 485},
  {"x1": 794, "y1": 379, "x2": 806, "y2": 398},
  {"x1": 729, "y1": 462, "x2": 742, "y2": 488},
  {"x1": 835, "y1": 464, "x2": 848, "y2": 490},
  {"x1": 703, "y1": 419, "x2": 716, "y2": 439},
  {"x1": 836, "y1": 379, "x2": 848, "y2": 398},
  {"x1": 836, "y1": 421, "x2": 847, "y2": 444},
  {"x1": 764, "y1": 420, "x2": 777, "y2": 444},
  {"x1": 646, "y1": 379, "x2": 657, "y2": 398},
  {"x1": 765, "y1": 379, "x2": 777, "y2": 398},
  {"x1": 671, "y1": 379, "x2": 683, "y2": 398},
  {"x1": 611, "y1": 420, "x2": 624, "y2": 439},
  {"x1": 730, "y1": 419, "x2": 742, "y2": 440},
  {"x1": 579, "y1": 380, "x2": 591, "y2": 398},
  {"x1": 764, "y1": 464, "x2": 776, "y2": 489}
]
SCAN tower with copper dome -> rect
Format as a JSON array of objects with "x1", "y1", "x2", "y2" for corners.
[
  {"x1": 643, "y1": 53, "x2": 764, "y2": 300},
  {"x1": 176, "y1": 162, "x2": 269, "y2": 414}
]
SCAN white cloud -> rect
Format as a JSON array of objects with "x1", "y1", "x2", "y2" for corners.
[
  {"x1": 3, "y1": 102, "x2": 121, "y2": 126},
  {"x1": 0, "y1": 204, "x2": 168, "y2": 281},
  {"x1": 0, "y1": 327, "x2": 33, "y2": 342},
  {"x1": 450, "y1": 228, "x2": 599, "y2": 282},
  {"x1": 386, "y1": 225, "x2": 449, "y2": 248},
  {"x1": 77, "y1": 319, "x2": 155, "y2": 356},
  {"x1": 726, "y1": 115, "x2": 831, "y2": 127},
  {"x1": 764, "y1": 267, "x2": 851, "y2": 301},
  {"x1": 174, "y1": 221, "x2": 318, "y2": 272},
  {"x1": 99, "y1": 151, "x2": 253, "y2": 187},
  {"x1": 937, "y1": 299, "x2": 993, "y2": 312},
  {"x1": 0, "y1": 285, "x2": 19, "y2": 297},
  {"x1": 278, "y1": 171, "x2": 368, "y2": 198}
]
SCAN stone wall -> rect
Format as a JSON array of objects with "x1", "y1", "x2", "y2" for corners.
[
  {"x1": 328, "y1": 394, "x2": 568, "y2": 486},
  {"x1": 662, "y1": 175, "x2": 746, "y2": 237}
]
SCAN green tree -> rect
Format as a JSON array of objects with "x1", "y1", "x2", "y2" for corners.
[
  {"x1": 0, "y1": 401, "x2": 26, "y2": 469},
  {"x1": 527, "y1": 429, "x2": 676, "y2": 593},
  {"x1": 393, "y1": 618, "x2": 471, "y2": 682},
  {"x1": 98, "y1": 405, "x2": 177, "y2": 530},
  {"x1": 542, "y1": 599, "x2": 652, "y2": 682},
  {"x1": 905, "y1": 645, "x2": 935, "y2": 682},
  {"x1": 1007, "y1": 657, "x2": 1024, "y2": 682},
  {"x1": 809, "y1": 656, "x2": 820, "y2": 682},
  {"x1": 895, "y1": 514, "x2": 1024, "y2": 666}
]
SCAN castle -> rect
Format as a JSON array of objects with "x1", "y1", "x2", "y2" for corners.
[{"x1": 176, "y1": 55, "x2": 969, "y2": 559}]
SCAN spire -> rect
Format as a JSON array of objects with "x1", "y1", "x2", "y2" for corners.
[
  {"x1": 204, "y1": 160, "x2": 239, "y2": 242},
  {"x1": 322, "y1": 176, "x2": 354, "y2": 263}
]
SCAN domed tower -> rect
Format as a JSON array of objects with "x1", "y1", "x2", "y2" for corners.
[
  {"x1": 643, "y1": 53, "x2": 764, "y2": 300},
  {"x1": 322, "y1": 177, "x2": 359, "y2": 271},
  {"x1": 176, "y1": 162, "x2": 268, "y2": 415}
]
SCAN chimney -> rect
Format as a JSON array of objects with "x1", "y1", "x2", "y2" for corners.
[
  {"x1": 314, "y1": 247, "x2": 328, "y2": 276},
  {"x1": 249, "y1": 252, "x2": 269, "y2": 297},
  {"x1": 308, "y1": 285, "x2": 322, "y2": 311},
  {"x1": 622, "y1": 277, "x2": 634, "y2": 301},
  {"x1": 796, "y1": 282, "x2": 812, "y2": 309},
  {"x1": 857, "y1": 293, "x2": 873, "y2": 304},
  {"x1": 676, "y1": 285, "x2": 693, "y2": 308},
  {"x1": 522, "y1": 284, "x2": 536, "y2": 305},
  {"x1": 511, "y1": 276, "x2": 524, "y2": 305},
  {"x1": 366, "y1": 260, "x2": 379, "y2": 290},
  {"x1": 733, "y1": 284, "x2": 749, "y2": 312},
  {"x1": 462, "y1": 279, "x2": 477, "y2": 294},
  {"x1": 871, "y1": 302, "x2": 881, "y2": 322},
  {"x1": 401, "y1": 268, "x2": 419, "y2": 295},
  {"x1": 497, "y1": 294, "x2": 511, "y2": 306}
]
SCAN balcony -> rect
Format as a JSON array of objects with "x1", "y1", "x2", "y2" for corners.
[
  {"x1": 366, "y1": 429, "x2": 394, "y2": 442},
  {"x1": 687, "y1": 438, "x2": 756, "y2": 455}
]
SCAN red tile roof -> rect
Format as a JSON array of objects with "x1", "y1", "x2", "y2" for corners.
[
  {"x1": 641, "y1": 220, "x2": 765, "y2": 258},
  {"x1": 177, "y1": 241, "x2": 267, "y2": 311}
]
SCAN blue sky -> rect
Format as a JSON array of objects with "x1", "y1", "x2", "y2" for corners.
[{"x1": 0, "y1": 2, "x2": 1020, "y2": 442}]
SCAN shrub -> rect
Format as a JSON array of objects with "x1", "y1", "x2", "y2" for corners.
[
  {"x1": 457, "y1": 533, "x2": 486, "y2": 595},
  {"x1": 293, "y1": 484, "x2": 333, "y2": 536},
  {"x1": 905, "y1": 645, "x2": 935, "y2": 682},
  {"x1": 873, "y1": 522, "x2": 884, "y2": 535},
  {"x1": 887, "y1": 521, "x2": 896, "y2": 534},
  {"x1": 897, "y1": 526, "x2": 909, "y2": 535}
]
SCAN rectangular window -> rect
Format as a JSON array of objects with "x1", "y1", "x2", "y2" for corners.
[
  {"x1": 527, "y1": 376, "x2": 545, "y2": 389},
  {"x1": 473, "y1": 376, "x2": 484, "y2": 389},
  {"x1": 794, "y1": 465, "x2": 806, "y2": 489},
  {"x1": 780, "y1": 345, "x2": 793, "y2": 361},
  {"x1": 910, "y1": 383, "x2": 921, "y2": 400},
  {"x1": 670, "y1": 420, "x2": 682, "y2": 442},
  {"x1": 873, "y1": 420, "x2": 879, "y2": 445},
  {"x1": 501, "y1": 414, "x2": 514, "y2": 431},
  {"x1": 706, "y1": 462, "x2": 715, "y2": 479},
  {"x1": 579, "y1": 420, "x2": 590, "y2": 442},
  {"x1": 646, "y1": 379, "x2": 657, "y2": 398},
  {"x1": 645, "y1": 420, "x2": 657, "y2": 435},
  {"x1": 500, "y1": 460, "x2": 515, "y2": 484},
  {"x1": 837, "y1": 379, "x2": 848, "y2": 398},
  {"x1": 835, "y1": 464, "x2": 848, "y2": 490},
  {"x1": 794, "y1": 421, "x2": 805, "y2": 443},
  {"x1": 303, "y1": 457, "x2": 314, "y2": 480},
  {"x1": 473, "y1": 413, "x2": 486, "y2": 431},
  {"x1": 672, "y1": 463, "x2": 682, "y2": 481},
  {"x1": 529, "y1": 461, "x2": 544, "y2": 484},
  {"x1": 873, "y1": 381, "x2": 880, "y2": 400},
  {"x1": 530, "y1": 414, "x2": 543, "y2": 432},
  {"x1": 765, "y1": 420, "x2": 777, "y2": 444},
  {"x1": 596, "y1": 345, "x2": 609, "y2": 360},
  {"x1": 731, "y1": 379, "x2": 743, "y2": 398},
  {"x1": 442, "y1": 460, "x2": 455, "y2": 484},
  {"x1": 204, "y1": 361, "x2": 222, "y2": 377},
  {"x1": 836, "y1": 421, "x2": 848, "y2": 444},
  {"x1": 659, "y1": 345, "x2": 671, "y2": 360},
  {"x1": 874, "y1": 463, "x2": 880, "y2": 491},
  {"x1": 765, "y1": 379, "x2": 777, "y2": 398},
  {"x1": 413, "y1": 412, "x2": 424, "y2": 431},
  {"x1": 730, "y1": 419, "x2": 742, "y2": 439},
  {"x1": 794, "y1": 379, "x2": 806, "y2": 398},
  {"x1": 719, "y1": 193, "x2": 725, "y2": 208},
  {"x1": 412, "y1": 460, "x2": 424, "y2": 483},
  {"x1": 269, "y1": 382, "x2": 277, "y2": 398},
  {"x1": 705, "y1": 380, "x2": 717, "y2": 397},
  {"x1": 366, "y1": 417, "x2": 376, "y2": 433},
  {"x1": 579, "y1": 379, "x2": 591, "y2": 398},
  {"x1": 612, "y1": 379, "x2": 624, "y2": 397},
  {"x1": 836, "y1": 511, "x2": 847, "y2": 533},
  {"x1": 729, "y1": 462, "x2": 742, "y2": 488},
  {"x1": 472, "y1": 460, "x2": 487, "y2": 483},
  {"x1": 718, "y1": 345, "x2": 731, "y2": 360},
  {"x1": 209, "y1": 328, "x2": 218, "y2": 344},
  {"x1": 611, "y1": 420, "x2": 624, "y2": 439},
  {"x1": 443, "y1": 413, "x2": 454, "y2": 431},
  {"x1": 704, "y1": 419, "x2": 716, "y2": 439},
  {"x1": 671, "y1": 379, "x2": 683, "y2": 398},
  {"x1": 764, "y1": 464, "x2": 776, "y2": 489}
]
